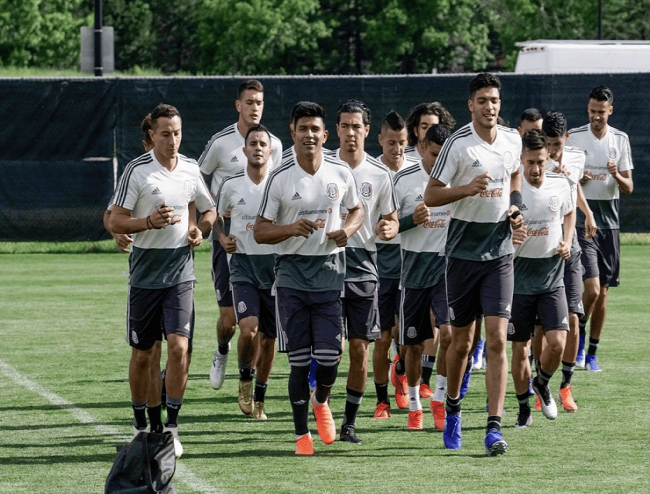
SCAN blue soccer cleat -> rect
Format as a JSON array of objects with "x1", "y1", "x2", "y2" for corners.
[
  {"x1": 484, "y1": 428, "x2": 508, "y2": 456},
  {"x1": 443, "y1": 413, "x2": 462, "y2": 450},
  {"x1": 459, "y1": 370, "x2": 472, "y2": 399},
  {"x1": 585, "y1": 354, "x2": 602, "y2": 372},
  {"x1": 576, "y1": 333, "x2": 586, "y2": 368}
]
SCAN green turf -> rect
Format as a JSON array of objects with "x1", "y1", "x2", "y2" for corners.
[{"x1": 0, "y1": 248, "x2": 649, "y2": 493}]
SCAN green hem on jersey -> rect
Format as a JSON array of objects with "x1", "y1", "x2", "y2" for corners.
[
  {"x1": 129, "y1": 246, "x2": 194, "y2": 289},
  {"x1": 446, "y1": 217, "x2": 514, "y2": 262},
  {"x1": 274, "y1": 252, "x2": 346, "y2": 292},
  {"x1": 344, "y1": 246, "x2": 378, "y2": 283},
  {"x1": 229, "y1": 253, "x2": 276, "y2": 290},
  {"x1": 514, "y1": 255, "x2": 564, "y2": 295},
  {"x1": 401, "y1": 250, "x2": 445, "y2": 289},
  {"x1": 377, "y1": 243, "x2": 401, "y2": 279},
  {"x1": 578, "y1": 198, "x2": 619, "y2": 230}
]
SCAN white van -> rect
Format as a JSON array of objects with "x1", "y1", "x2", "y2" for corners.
[{"x1": 514, "y1": 40, "x2": 650, "y2": 74}]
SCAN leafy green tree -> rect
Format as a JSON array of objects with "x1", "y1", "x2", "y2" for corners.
[
  {"x1": 104, "y1": 0, "x2": 155, "y2": 71},
  {"x1": 149, "y1": 0, "x2": 201, "y2": 74},
  {"x1": 602, "y1": 0, "x2": 650, "y2": 40}
]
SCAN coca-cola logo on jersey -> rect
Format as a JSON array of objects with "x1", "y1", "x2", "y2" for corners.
[
  {"x1": 527, "y1": 226, "x2": 549, "y2": 236},
  {"x1": 423, "y1": 219, "x2": 446, "y2": 229},
  {"x1": 479, "y1": 188, "x2": 503, "y2": 198},
  {"x1": 314, "y1": 218, "x2": 326, "y2": 229},
  {"x1": 245, "y1": 223, "x2": 255, "y2": 231}
]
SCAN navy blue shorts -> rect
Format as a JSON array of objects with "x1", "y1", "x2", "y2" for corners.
[
  {"x1": 378, "y1": 277, "x2": 400, "y2": 331},
  {"x1": 211, "y1": 239, "x2": 233, "y2": 307},
  {"x1": 577, "y1": 228, "x2": 620, "y2": 288},
  {"x1": 398, "y1": 281, "x2": 448, "y2": 345},
  {"x1": 564, "y1": 251, "x2": 584, "y2": 315},
  {"x1": 232, "y1": 282, "x2": 277, "y2": 338},
  {"x1": 446, "y1": 254, "x2": 514, "y2": 328},
  {"x1": 275, "y1": 287, "x2": 344, "y2": 354},
  {"x1": 343, "y1": 281, "x2": 380, "y2": 341},
  {"x1": 508, "y1": 287, "x2": 569, "y2": 342}
]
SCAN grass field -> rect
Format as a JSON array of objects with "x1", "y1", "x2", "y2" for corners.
[{"x1": 1, "y1": 246, "x2": 649, "y2": 493}]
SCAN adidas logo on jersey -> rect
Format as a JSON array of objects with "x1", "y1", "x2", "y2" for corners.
[
  {"x1": 292, "y1": 192, "x2": 302, "y2": 200},
  {"x1": 472, "y1": 159, "x2": 482, "y2": 167},
  {"x1": 230, "y1": 155, "x2": 239, "y2": 162},
  {"x1": 238, "y1": 198, "x2": 246, "y2": 205},
  {"x1": 520, "y1": 203, "x2": 528, "y2": 211},
  {"x1": 151, "y1": 187, "x2": 162, "y2": 195},
  {"x1": 415, "y1": 194, "x2": 423, "y2": 202}
]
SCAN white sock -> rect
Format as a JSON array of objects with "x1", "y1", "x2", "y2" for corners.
[
  {"x1": 408, "y1": 385, "x2": 422, "y2": 411},
  {"x1": 433, "y1": 374, "x2": 448, "y2": 402}
]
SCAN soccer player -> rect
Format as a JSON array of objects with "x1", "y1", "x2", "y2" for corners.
[
  {"x1": 198, "y1": 80, "x2": 283, "y2": 389},
  {"x1": 509, "y1": 130, "x2": 575, "y2": 427},
  {"x1": 215, "y1": 124, "x2": 277, "y2": 420},
  {"x1": 332, "y1": 100, "x2": 398, "y2": 443},
  {"x1": 517, "y1": 108, "x2": 543, "y2": 136},
  {"x1": 109, "y1": 104, "x2": 216, "y2": 458},
  {"x1": 254, "y1": 101, "x2": 363, "y2": 456},
  {"x1": 566, "y1": 86, "x2": 634, "y2": 372},
  {"x1": 394, "y1": 124, "x2": 452, "y2": 431},
  {"x1": 425, "y1": 73, "x2": 524, "y2": 455},
  {"x1": 405, "y1": 102, "x2": 456, "y2": 160}
]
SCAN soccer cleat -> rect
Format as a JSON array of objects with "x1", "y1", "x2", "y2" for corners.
[
  {"x1": 472, "y1": 339, "x2": 484, "y2": 370},
  {"x1": 558, "y1": 386, "x2": 578, "y2": 413},
  {"x1": 430, "y1": 400, "x2": 445, "y2": 431},
  {"x1": 209, "y1": 343, "x2": 230, "y2": 389},
  {"x1": 459, "y1": 369, "x2": 472, "y2": 399},
  {"x1": 252, "y1": 401, "x2": 268, "y2": 420},
  {"x1": 407, "y1": 410, "x2": 424, "y2": 431},
  {"x1": 419, "y1": 383, "x2": 433, "y2": 399},
  {"x1": 576, "y1": 333, "x2": 586, "y2": 368},
  {"x1": 534, "y1": 394, "x2": 542, "y2": 411},
  {"x1": 163, "y1": 426, "x2": 184, "y2": 458},
  {"x1": 484, "y1": 428, "x2": 508, "y2": 456},
  {"x1": 238, "y1": 380, "x2": 254, "y2": 416},
  {"x1": 340, "y1": 424, "x2": 363, "y2": 444},
  {"x1": 295, "y1": 434, "x2": 314, "y2": 456},
  {"x1": 443, "y1": 413, "x2": 462, "y2": 449},
  {"x1": 311, "y1": 392, "x2": 336, "y2": 445},
  {"x1": 373, "y1": 402, "x2": 391, "y2": 420},
  {"x1": 390, "y1": 354, "x2": 400, "y2": 388},
  {"x1": 514, "y1": 412, "x2": 533, "y2": 429},
  {"x1": 394, "y1": 374, "x2": 409, "y2": 409},
  {"x1": 532, "y1": 377, "x2": 557, "y2": 420},
  {"x1": 585, "y1": 354, "x2": 602, "y2": 372}
]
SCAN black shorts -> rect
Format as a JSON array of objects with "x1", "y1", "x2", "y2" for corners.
[
  {"x1": 446, "y1": 255, "x2": 514, "y2": 328},
  {"x1": 577, "y1": 228, "x2": 620, "y2": 288},
  {"x1": 508, "y1": 287, "x2": 569, "y2": 342},
  {"x1": 398, "y1": 282, "x2": 447, "y2": 345},
  {"x1": 232, "y1": 282, "x2": 277, "y2": 338},
  {"x1": 211, "y1": 240, "x2": 233, "y2": 307},
  {"x1": 343, "y1": 281, "x2": 380, "y2": 341},
  {"x1": 275, "y1": 287, "x2": 344, "y2": 354},
  {"x1": 564, "y1": 251, "x2": 584, "y2": 315},
  {"x1": 127, "y1": 281, "x2": 194, "y2": 351},
  {"x1": 378, "y1": 277, "x2": 400, "y2": 331}
]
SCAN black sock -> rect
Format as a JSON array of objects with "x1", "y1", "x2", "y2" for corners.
[
  {"x1": 375, "y1": 380, "x2": 389, "y2": 404},
  {"x1": 516, "y1": 392, "x2": 531, "y2": 414},
  {"x1": 446, "y1": 395, "x2": 461, "y2": 415},
  {"x1": 578, "y1": 317, "x2": 587, "y2": 336},
  {"x1": 147, "y1": 404, "x2": 163, "y2": 433},
  {"x1": 254, "y1": 380, "x2": 268, "y2": 403},
  {"x1": 239, "y1": 362, "x2": 253, "y2": 381},
  {"x1": 421, "y1": 355, "x2": 435, "y2": 385},
  {"x1": 314, "y1": 363, "x2": 338, "y2": 404},
  {"x1": 395, "y1": 356, "x2": 405, "y2": 376},
  {"x1": 132, "y1": 400, "x2": 147, "y2": 430},
  {"x1": 164, "y1": 396, "x2": 183, "y2": 428},
  {"x1": 561, "y1": 361, "x2": 575, "y2": 388},
  {"x1": 537, "y1": 367, "x2": 553, "y2": 388},
  {"x1": 218, "y1": 342, "x2": 230, "y2": 355},
  {"x1": 288, "y1": 364, "x2": 310, "y2": 436},
  {"x1": 342, "y1": 388, "x2": 363, "y2": 427},
  {"x1": 587, "y1": 337, "x2": 599, "y2": 356},
  {"x1": 487, "y1": 415, "x2": 501, "y2": 432}
]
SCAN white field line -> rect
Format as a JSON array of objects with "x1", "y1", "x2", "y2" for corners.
[{"x1": 0, "y1": 358, "x2": 226, "y2": 494}]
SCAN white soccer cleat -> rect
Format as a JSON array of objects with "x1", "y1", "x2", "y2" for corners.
[
  {"x1": 163, "y1": 425, "x2": 184, "y2": 458},
  {"x1": 209, "y1": 343, "x2": 230, "y2": 389}
]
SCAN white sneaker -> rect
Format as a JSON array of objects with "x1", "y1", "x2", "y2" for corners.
[
  {"x1": 209, "y1": 343, "x2": 230, "y2": 389},
  {"x1": 163, "y1": 425, "x2": 184, "y2": 458},
  {"x1": 532, "y1": 377, "x2": 558, "y2": 420}
]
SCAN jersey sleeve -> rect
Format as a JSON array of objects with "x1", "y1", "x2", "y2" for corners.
[
  {"x1": 378, "y1": 170, "x2": 398, "y2": 216},
  {"x1": 258, "y1": 173, "x2": 281, "y2": 221},
  {"x1": 198, "y1": 140, "x2": 220, "y2": 176},
  {"x1": 215, "y1": 178, "x2": 231, "y2": 217},
  {"x1": 194, "y1": 169, "x2": 216, "y2": 213},
  {"x1": 618, "y1": 135, "x2": 633, "y2": 172},
  {"x1": 342, "y1": 169, "x2": 361, "y2": 210},
  {"x1": 561, "y1": 182, "x2": 574, "y2": 216},
  {"x1": 113, "y1": 167, "x2": 141, "y2": 211},
  {"x1": 430, "y1": 139, "x2": 456, "y2": 186},
  {"x1": 271, "y1": 136, "x2": 284, "y2": 169}
]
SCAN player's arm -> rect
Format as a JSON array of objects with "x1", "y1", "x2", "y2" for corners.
[
  {"x1": 375, "y1": 210, "x2": 398, "y2": 241},
  {"x1": 399, "y1": 203, "x2": 430, "y2": 232},
  {"x1": 254, "y1": 215, "x2": 318, "y2": 245},
  {"x1": 214, "y1": 214, "x2": 237, "y2": 253},
  {"x1": 109, "y1": 202, "x2": 174, "y2": 234},
  {"x1": 508, "y1": 167, "x2": 524, "y2": 229},
  {"x1": 607, "y1": 165, "x2": 633, "y2": 195},
  {"x1": 424, "y1": 173, "x2": 492, "y2": 207},
  {"x1": 327, "y1": 202, "x2": 364, "y2": 247},
  {"x1": 103, "y1": 208, "x2": 133, "y2": 253},
  {"x1": 576, "y1": 184, "x2": 597, "y2": 239},
  {"x1": 557, "y1": 209, "x2": 576, "y2": 260}
]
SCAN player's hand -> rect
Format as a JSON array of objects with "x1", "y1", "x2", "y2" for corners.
[
  {"x1": 412, "y1": 202, "x2": 430, "y2": 225},
  {"x1": 113, "y1": 233, "x2": 133, "y2": 253},
  {"x1": 149, "y1": 201, "x2": 175, "y2": 228},
  {"x1": 579, "y1": 171, "x2": 591, "y2": 186},
  {"x1": 187, "y1": 226, "x2": 203, "y2": 247},
  {"x1": 508, "y1": 206, "x2": 524, "y2": 229},
  {"x1": 556, "y1": 240, "x2": 571, "y2": 259},
  {"x1": 607, "y1": 160, "x2": 619, "y2": 178},
  {"x1": 219, "y1": 233, "x2": 237, "y2": 253},
  {"x1": 466, "y1": 172, "x2": 493, "y2": 196},
  {"x1": 290, "y1": 218, "x2": 318, "y2": 238},
  {"x1": 584, "y1": 213, "x2": 597, "y2": 239},
  {"x1": 512, "y1": 226, "x2": 527, "y2": 245},
  {"x1": 553, "y1": 163, "x2": 568, "y2": 176},
  {"x1": 375, "y1": 218, "x2": 398, "y2": 241},
  {"x1": 326, "y1": 229, "x2": 349, "y2": 247}
]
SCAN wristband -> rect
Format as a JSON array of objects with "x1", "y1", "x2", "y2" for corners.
[
  {"x1": 399, "y1": 215, "x2": 416, "y2": 233},
  {"x1": 510, "y1": 190, "x2": 523, "y2": 210},
  {"x1": 146, "y1": 216, "x2": 153, "y2": 230}
]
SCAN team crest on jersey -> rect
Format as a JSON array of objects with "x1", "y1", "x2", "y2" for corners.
[
  {"x1": 549, "y1": 196, "x2": 560, "y2": 212},
  {"x1": 360, "y1": 182, "x2": 372, "y2": 198},
  {"x1": 608, "y1": 148, "x2": 618, "y2": 160},
  {"x1": 504, "y1": 151, "x2": 514, "y2": 169},
  {"x1": 326, "y1": 183, "x2": 339, "y2": 200},
  {"x1": 238, "y1": 301, "x2": 247, "y2": 313},
  {"x1": 184, "y1": 180, "x2": 194, "y2": 198},
  {"x1": 407, "y1": 326, "x2": 417, "y2": 339}
]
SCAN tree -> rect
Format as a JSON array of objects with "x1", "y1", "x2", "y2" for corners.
[
  {"x1": 103, "y1": 0, "x2": 155, "y2": 71},
  {"x1": 602, "y1": 0, "x2": 650, "y2": 40}
]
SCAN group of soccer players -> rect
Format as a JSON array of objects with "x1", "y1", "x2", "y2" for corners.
[{"x1": 108, "y1": 73, "x2": 633, "y2": 458}]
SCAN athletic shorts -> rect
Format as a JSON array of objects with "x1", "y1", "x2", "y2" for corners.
[
  {"x1": 232, "y1": 282, "x2": 277, "y2": 338},
  {"x1": 564, "y1": 251, "x2": 585, "y2": 315},
  {"x1": 508, "y1": 287, "x2": 569, "y2": 342},
  {"x1": 342, "y1": 281, "x2": 380, "y2": 341},
  {"x1": 211, "y1": 239, "x2": 233, "y2": 307},
  {"x1": 577, "y1": 228, "x2": 620, "y2": 288},
  {"x1": 378, "y1": 277, "x2": 400, "y2": 331},
  {"x1": 275, "y1": 287, "x2": 344, "y2": 354},
  {"x1": 446, "y1": 254, "x2": 514, "y2": 328},
  {"x1": 398, "y1": 281, "x2": 448, "y2": 345},
  {"x1": 127, "y1": 281, "x2": 194, "y2": 351}
]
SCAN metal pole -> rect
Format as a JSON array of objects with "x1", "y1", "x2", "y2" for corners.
[{"x1": 94, "y1": 0, "x2": 103, "y2": 76}]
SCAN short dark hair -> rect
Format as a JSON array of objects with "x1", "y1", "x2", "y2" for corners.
[
  {"x1": 589, "y1": 85, "x2": 614, "y2": 105},
  {"x1": 244, "y1": 123, "x2": 272, "y2": 145},
  {"x1": 237, "y1": 79, "x2": 264, "y2": 100},
  {"x1": 380, "y1": 110, "x2": 405, "y2": 132},
  {"x1": 141, "y1": 113, "x2": 153, "y2": 145},
  {"x1": 336, "y1": 99, "x2": 371, "y2": 126},
  {"x1": 469, "y1": 73, "x2": 501, "y2": 99},
  {"x1": 290, "y1": 101, "x2": 326, "y2": 128},
  {"x1": 542, "y1": 111, "x2": 568, "y2": 138},
  {"x1": 423, "y1": 124, "x2": 451, "y2": 147},
  {"x1": 520, "y1": 108, "x2": 543, "y2": 124},
  {"x1": 521, "y1": 129, "x2": 548, "y2": 152},
  {"x1": 405, "y1": 102, "x2": 456, "y2": 146},
  {"x1": 150, "y1": 104, "x2": 181, "y2": 128}
]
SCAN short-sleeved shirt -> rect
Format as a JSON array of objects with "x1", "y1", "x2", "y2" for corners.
[
  {"x1": 112, "y1": 150, "x2": 214, "y2": 289},
  {"x1": 514, "y1": 173, "x2": 573, "y2": 295},
  {"x1": 431, "y1": 122, "x2": 521, "y2": 261},
  {"x1": 334, "y1": 150, "x2": 397, "y2": 283},
  {"x1": 198, "y1": 123, "x2": 283, "y2": 195},
  {"x1": 258, "y1": 153, "x2": 360, "y2": 292},
  {"x1": 394, "y1": 160, "x2": 450, "y2": 289},
  {"x1": 216, "y1": 169, "x2": 276, "y2": 290},
  {"x1": 566, "y1": 125, "x2": 633, "y2": 230},
  {"x1": 404, "y1": 145, "x2": 422, "y2": 161}
]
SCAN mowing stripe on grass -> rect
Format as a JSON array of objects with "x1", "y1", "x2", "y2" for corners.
[{"x1": 0, "y1": 357, "x2": 227, "y2": 494}]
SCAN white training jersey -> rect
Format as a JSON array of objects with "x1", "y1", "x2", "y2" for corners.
[
  {"x1": 404, "y1": 145, "x2": 422, "y2": 161},
  {"x1": 431, "y1": 122, "x2": 521, "y2": 261},
  {"x1": 198, "y1": 123, "x2": 283, "y2": 195}
]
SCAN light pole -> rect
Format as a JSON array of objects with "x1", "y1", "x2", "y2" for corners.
[{"x1": 94, "y1": 0, "x2": 103, "y2": 76}]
